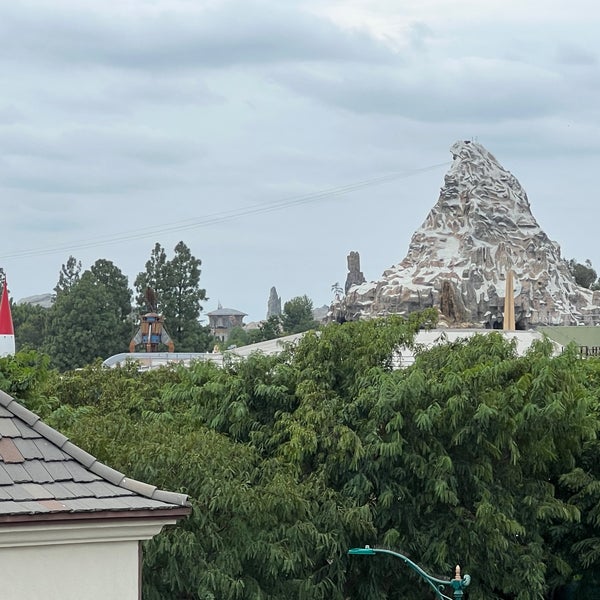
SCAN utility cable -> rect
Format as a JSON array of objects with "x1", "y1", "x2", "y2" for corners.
[{"x1": 0, "y1": 161, "x2": 449, "y2": 260}]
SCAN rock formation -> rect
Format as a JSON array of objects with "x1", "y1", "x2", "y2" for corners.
[
  {"x1": 267, "y1": 286, "x2": 282, "y2": 318},
  {"x1": 345, "y1": 251, "x2": 366, "y2": 293},
  {"x1": 334, "y1": 140, "x2": 600, "y2": 328}
]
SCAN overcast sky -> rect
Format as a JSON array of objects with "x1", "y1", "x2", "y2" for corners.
[{"x1": 1, "y1": 0, "x2": 599, "y2": 323}]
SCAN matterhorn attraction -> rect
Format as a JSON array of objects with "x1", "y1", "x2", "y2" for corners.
[{"x1": 333, "y1": 140, "x2": 600, "y2": 329}]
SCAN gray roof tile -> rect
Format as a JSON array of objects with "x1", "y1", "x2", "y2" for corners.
[
  {"x1": 86, "y1": 480, "x2": 133, "y2": 498},
  {"x1": 0, "y1": 463, "x2": 13, "y2": 485},
  {"x1": 6, "y1": 484, "x2": 37, "y2": 501},
  {"x1": 18, "y1": 501, "x2": 50, "y2": 513},
  {"x1": 60, "y1": 481, "x2": 94, "y2": 498},
  {"x1": 0, "y1": 405, "x2": 14, "y2": 418},
  {"x1": 12, "y1": 419, "x2": 40, "y2": 439},
  {"x1": 0, "y1": 418, "x2": 22, "y2": 438},
  {"x1": 3, "y1": 463, "x2": 32, "y2": 483},
  {"x1": 43, "y1": 461, "x2": 73, "y2": 482},
  {"x1": 43, "y1": 482, "x2": 78, "y2": 499},
  {"x1": 63, "y1": 461, "x2": 100, "y2": 483},
  {"x1": 32, "y1": 438, "x2": 69, "y2": 461},
  {"x1": 13, "y1": 438, "x2": 44, "y2": 460},
  {"x1": 21, "y1": 483, "x2": 54, "y2": 500},
  {"x1": 0, "y1": 500, "x2": 39, "y2": 515},
  {"x1": 0, "y1": 391, "x2": 190, "y2": 519},
  {"x1": 22, "y1": 460, "x2": 54, "y2": 483}
]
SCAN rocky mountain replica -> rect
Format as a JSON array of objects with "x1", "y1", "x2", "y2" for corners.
[{"x1": 334, "y1": 140, "x2": 600, "y2": 328}]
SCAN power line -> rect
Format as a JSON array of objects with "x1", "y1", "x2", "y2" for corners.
[{"x1": 0, "y1": 161, "x2": 449, "y2": 260}]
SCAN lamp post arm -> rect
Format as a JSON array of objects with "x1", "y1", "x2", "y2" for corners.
[{"x1": 352, "y1": 547, "x2": 470, "y2": 600}]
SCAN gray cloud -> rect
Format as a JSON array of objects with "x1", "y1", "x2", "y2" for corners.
[
  {"x1": 0, "y1": 1, "x2": 394, "y2": 71},
  {"x1": 272, "y1": 58, "x2": 567, "y2": 123},
  {"x1": 0, "y1": 126, "x2": 204, "y2": 193},
  {"x1": 555, "y1": 43, "x2": 598, "y2": 66}
]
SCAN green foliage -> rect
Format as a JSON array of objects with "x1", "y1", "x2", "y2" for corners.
[
  {"x1": 54, "y1": 255, "x2": 82, "y2": 298},
  {"x1": 4, "y1": 312, "x2": 600, "y2": 598},
  {"x1": 224, "y1": 325, "x2": 250, "y2": 348},
  {"x1": 252, "y1": 315, "x2": 283, "y2": 343},
  {"x1": 12, "y1": 301, "x2": 49, "y2": 352},
  {"x1": 90, "y1": 258, "x2": 133, "y2": 321},
  {"x1": 281, "y1": 295, "x2": 317, "y2": 335},
  {"x1": 568, "y1": 258, "x2": 600, "y2": 290},
  {"x1": 0, "y1": 350, "x2": 58, "y2": 414},
  {"x1": 44, "y1": 267, "x2": 133, "y2": 371}
]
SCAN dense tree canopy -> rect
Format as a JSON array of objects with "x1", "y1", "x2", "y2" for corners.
[
  {"x1": 281, "y1": 294, "x2": 317, "y2": 335},
  {"x1": 12, "y1": 301, "x2": 48, "y2": 352},
  {"x1": 44, "y1": 263, "x2": 133, "y2": 370},
  {"x1": 53, "y1": 255, "x2": 82, "y2": 298},
  {"x1": 3, "y1": 310, "x2": 600, "y2": 598},
  {"x1": 568, "y1": 258, "x2": 600, "y2": 290}
]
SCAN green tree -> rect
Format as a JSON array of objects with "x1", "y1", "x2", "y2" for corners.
[
  {"x1": 281, "y1": 295, "x2": 316, "y2": 335},
  {"x1": 135, "y1": 242, "x2": 211, "y2": 352},
  {"x1": 223, "y1": 325, "x2": 250, "y2": 349},
  {"x1": 568, "y1": 258, "x2": 599, "y2": 289},
  {"x1": 89, "y1": 259, "x2": 132, "y2": 322},
  {"x1": 12, "y1": 301, "x2": 49, "y2": 352},
  {"x1": 247, "y1": 315, "x2": 283, "y2": 344},
  {"x1": 134, "y1": 243, "x2": 168, "y2": 310},
  {"x1": 53, "y1": 255, "x2": 82, "y2": 298},
  {"x1": 7, "y1": 311, "x2": 600, "y2": 599},
  {"x1": 44, "y1": 266, "x2": 132, "y2": 370}
]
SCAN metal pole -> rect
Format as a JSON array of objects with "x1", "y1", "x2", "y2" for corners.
[{"x1": 348, "y1": 546, "x2": 471, "y2": 600}]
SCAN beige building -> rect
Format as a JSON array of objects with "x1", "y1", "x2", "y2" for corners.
[
  {"x1": 207, "y1": 305, "x2": 247, "y2": 342},
  {"x1": 0, "y1": 390, "x2": 190, "y2": 599}
]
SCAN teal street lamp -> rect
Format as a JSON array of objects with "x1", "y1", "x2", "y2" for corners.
[{"x1": 348, "y1": 546, "x2": 471, "y2": 599}]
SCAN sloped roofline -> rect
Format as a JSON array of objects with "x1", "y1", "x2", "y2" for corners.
[{"x1": 0, "y1": 390, "x2": 190, "y2": 515}]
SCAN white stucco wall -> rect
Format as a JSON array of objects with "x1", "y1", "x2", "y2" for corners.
[
  {"x1": 0, "y1": 539, "x2": 139, "y2": 599},
  {"x1": 0, "y1": 519, "x2": 176, "y2": 600}
]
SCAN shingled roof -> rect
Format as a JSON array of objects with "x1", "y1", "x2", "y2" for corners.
[{"x1": 0, "y1": 390, "x2": 190, "y2": 523}]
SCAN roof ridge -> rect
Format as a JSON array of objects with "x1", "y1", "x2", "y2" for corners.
[{"x1": 0, "y1": 390, "x2": 189, "y2": 508}]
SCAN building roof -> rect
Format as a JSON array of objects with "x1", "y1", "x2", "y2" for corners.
[
  {"x1": 207, "y1": 307, "x2": 247, "y2": 317},
  {"x1": 536, "y1": 326, "x2": 600, "y2": 348},
  {"x1": 0, "y1": 390, "x2": 190, "y2": 523}
]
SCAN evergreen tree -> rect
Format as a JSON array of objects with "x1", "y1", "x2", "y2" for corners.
[
  {"x1": 134, "y1": 243, "x2": 168, "y2": 310},
  {"x1": 45, "y1": 264, "x2": 133, "y2": 370},
  {"x1": 568, "y1": 258, "x2": 599, "y2": 289},
  {"x1": 53, "y1": 255, "x2": 82, "y2": 298},
  {"x1": 12, "y1": 302, "x2": 48, "y2": 352},
  {"x1": 90, "y1": 258, "x2": 132, "y2": 322},
  {"x1": 281, "y1": 295, "x2": 316, "y2": 335},
  {"x1": 135, "y1": 241, "x2": 210, "y2": 351}
]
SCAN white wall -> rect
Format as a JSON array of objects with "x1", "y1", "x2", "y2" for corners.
[
  {"x1": 0, "y1": 519, "x2": 176, "y2": 600},
  {"x1": 0, "y1": 540, "x2": 139, "y2": 599}
]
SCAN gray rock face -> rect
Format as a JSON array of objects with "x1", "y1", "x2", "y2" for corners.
[
  {"x1": 344, "y1": 251, "x2": 366, "y2": 294},
  {"x1": 18, "y1": 293, "x2": 53, "y2": 309},
  {"x1": 267, "y1": 286, "x2": 282, "y2": 318},
  {"x1": 335, "y1": 140, "x2": 600, "y2": 328}
]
